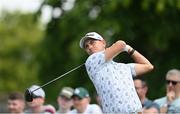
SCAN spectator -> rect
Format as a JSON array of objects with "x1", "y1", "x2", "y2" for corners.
[
  {"x1": 25, "y1": 85, "x2": 56, "y2": 114},
  {"x1": 133, "y1": 77, "x2": 159, "y2": 113},
  {"x1": 79, "y1": 32, "x2": 153, "y2": 113},
  {"x1": 154, "y1": 69, "x2": 178, "y2": 113},
  {"x1": 7, "y1": 92, "x2": 25, "y2": 114},
  {"x1": 70, "y1": 87, "x2": 102, "y2": 114},
  {"x1": 56, "y1": 87, "x2": 74, "y2": 114},
  {"x1": 161, "y1": 69, "x2": 180, "y2": 113}
]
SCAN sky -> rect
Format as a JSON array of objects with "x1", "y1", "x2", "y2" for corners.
[
  {"x1": 0, "y1": 0, "x2": 75, "y2": 24},
  {"x1": 0, "y1": 0, "x2": 43, "y2": 13},
  {"x1": 0, "y1": 0, "x2": 52, "y2": 24}
]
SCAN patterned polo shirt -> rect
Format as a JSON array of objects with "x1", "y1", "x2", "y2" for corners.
[{"x1": 85, "y1": 51, "x2": 142, "y2": 113}]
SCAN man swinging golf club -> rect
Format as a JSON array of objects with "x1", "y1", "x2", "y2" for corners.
[
  {"x1": 24, "y1": 31, "x2": 153, "y2": 113},
  {"x1": 79, "y1": 32, "x2": 154, "y2": 113}
]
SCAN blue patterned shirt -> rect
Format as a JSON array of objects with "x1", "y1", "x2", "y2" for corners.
[{"x1": 85, "y1": 51, "x2": 142, "y2": 113}]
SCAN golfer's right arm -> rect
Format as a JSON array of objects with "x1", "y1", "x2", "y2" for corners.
[
  {"x1": 129, "y1": 47, "x2": 154, "y2": 76},
  {"x1": 105, "y1": 40, "x2": 154, "y2": 75},
  {"x1": 105, "y1": 40, "x2": 126, "y2": 61}
]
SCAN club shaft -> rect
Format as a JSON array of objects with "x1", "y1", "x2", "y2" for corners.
[{"x1": 32, "y1": 63, "x2": 84, "y2": 92}]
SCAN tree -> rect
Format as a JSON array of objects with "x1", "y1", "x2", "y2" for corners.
[{"x1": 0, "y1": 11, "x2": 44, "y2": 93}]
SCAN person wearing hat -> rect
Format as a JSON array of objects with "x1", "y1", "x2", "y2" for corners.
[
  {"x1": 79, "y1": 32, "x2": 154, "y2": 113},
  {"x1": 56, "y1": 87, "x2": 74, "y2": 114},
  {"x1": 70, "y1": 87, "x2": 102, "y2": 114},
  {"x1": 25, "y1": 85, "x2": 56, "y2": 114}
]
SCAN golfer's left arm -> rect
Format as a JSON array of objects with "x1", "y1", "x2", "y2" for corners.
[{"x1": 128, "y1": 47, "x2": 154, "y2": 76}]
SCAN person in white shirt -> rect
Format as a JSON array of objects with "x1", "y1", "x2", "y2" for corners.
[
  {"x1": 79, "y1": 32, "x2": 154, "y2": 113},
  {"x1": 70, "y1": 87, "x2": 102, "y2": 114},
  {"x1": 56, "y1": 87, "x2": 74, "y2": 114},
  {"x1": 25, "y1": 85, "x2": 56, "y2": 114}
]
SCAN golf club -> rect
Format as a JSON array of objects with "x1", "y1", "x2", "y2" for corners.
[{"x1": 25, "y1": 63, "x2": 84, "y2": 102}]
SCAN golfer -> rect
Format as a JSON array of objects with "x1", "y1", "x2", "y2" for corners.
[{"x1": 79, "y1": 32, "x2": 154, "y2": 113}]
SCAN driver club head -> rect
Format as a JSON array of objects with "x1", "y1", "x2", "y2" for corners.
[{"x1": 25, "y1": 88, "x2": 33, "y2": 102}]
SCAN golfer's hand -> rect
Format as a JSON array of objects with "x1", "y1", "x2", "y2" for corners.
[
  {"x1": 105, "y1": 40, "x2": 126, "y2": 61},
  {"x1": 116, "y1": 40, "x2": 126, "y2": 51}
]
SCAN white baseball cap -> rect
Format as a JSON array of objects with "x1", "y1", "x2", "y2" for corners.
[
  {"x1": 59, "y1": 87, "x2": 74, "y2": 99},
  {"x1": 79, "y1": 32, "x2": 103, "y2": 48},
  {"x1": 29, "y1": 85, "x2": 45, "y2": 98}
]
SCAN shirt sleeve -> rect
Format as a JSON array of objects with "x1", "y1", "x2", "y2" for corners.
[
  {"x1": 127, "y1": 63, "x2": 136, "y2": 77},
  {"x1": 85, "y1": 51, "x2": 106, "y2": 74}
]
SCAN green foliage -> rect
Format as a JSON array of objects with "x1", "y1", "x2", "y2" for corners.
[{"x1": 0, "y1": 12, "x2": 43, "y2": 93}]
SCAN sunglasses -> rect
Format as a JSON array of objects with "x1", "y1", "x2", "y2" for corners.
[
  {"x1": 60, "y1": 95, "x2": 71, "y2": 101},
  {"x1": 166, "y1": 80, "x2": 180, "y2": 86}
]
